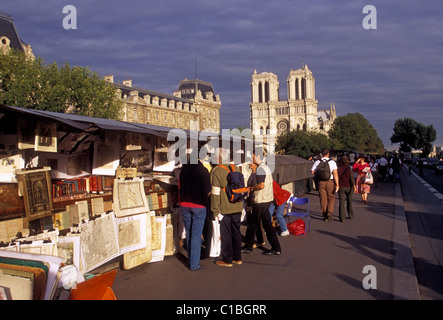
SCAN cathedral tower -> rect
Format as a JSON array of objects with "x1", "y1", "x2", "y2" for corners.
[{"x1": 250, "y1": 64, "x2": 335, "y2": 139}]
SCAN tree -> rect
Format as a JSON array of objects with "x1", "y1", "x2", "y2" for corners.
[
  {"x1": 391, "y1": 118, "x2": 436, "y2": 157},
  {"x1": 0, "y1": 49, "x2": 123, "y2": 119},
  {"x1": 328, "y1": 112, "x2": 384, "y2": 153},
  {"x1": 275, "y1": 130, "x2": 340, "y2": 158}
]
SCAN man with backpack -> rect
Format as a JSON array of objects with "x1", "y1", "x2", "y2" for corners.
[
  {"x1": 311, "y1": 149, "x2": 339, "y2": 221},
  {"x1": 211, "y1": 148, "x2": 245, "y2": 267}
]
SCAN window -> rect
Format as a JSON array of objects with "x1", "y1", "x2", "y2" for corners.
[
  {"x1": 295, "y1": 79, "x2": 299, "y2": 100},
  {"x1": 276, "y1": 106, "x2": 289, "y2": 115}
]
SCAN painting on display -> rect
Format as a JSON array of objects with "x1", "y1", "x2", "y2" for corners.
[
  {"x1": 34, "y1": 122, "x2": 57, "y2": 153},
  {"x1": 113, "y1": 177, "x2": 149, "y2": 218},
  {"x1": 79, "y1": 213, "x2": 119, "y2": 273},
  {"x1": 15, "y1": 167, "x2": 52, "y2": 221}
]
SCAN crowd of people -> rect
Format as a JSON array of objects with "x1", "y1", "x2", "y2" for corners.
[
  {"x1": 177, "y1": 146, "x2": 403, "y2": 271},
  {"x1": 178, "y1": 147, "x2": 290, "y2": 271},
  {"x1": 310, "y1": 149, "x2": 403, "y2": 223}
]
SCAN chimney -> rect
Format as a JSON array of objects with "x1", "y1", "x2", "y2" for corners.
[
  {"x1": 104, "y1": 75, "x2": 114, "y2": 83},
  {"x1": 123, "y1": 79, "x2": 132, "y2": 87}
]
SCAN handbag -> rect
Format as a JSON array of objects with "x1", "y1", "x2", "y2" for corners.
[{"x1": 365, "y1": 171, "x2": 373, "y2": 184}]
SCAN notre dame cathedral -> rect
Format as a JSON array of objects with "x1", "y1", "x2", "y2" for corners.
[{"x1": 250, "y1": 64, "x2": 336, "y2": 139}]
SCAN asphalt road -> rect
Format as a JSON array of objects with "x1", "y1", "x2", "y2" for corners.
[{"x1": 401, "y1": 167, "x2": 443, "y2": 299}]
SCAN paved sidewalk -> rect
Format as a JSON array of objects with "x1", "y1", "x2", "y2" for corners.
[{"x1": 112, "y1": 179, "x2": 419, "y2": 300}]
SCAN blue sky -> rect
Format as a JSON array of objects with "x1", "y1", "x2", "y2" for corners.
[{"x1": 2, "y1": 0, "x2": 443, "y2": 148}]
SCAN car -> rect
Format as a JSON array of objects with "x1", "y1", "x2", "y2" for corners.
[{"x1": 435, "y1": 161, "x2": 443, "y2": 175}]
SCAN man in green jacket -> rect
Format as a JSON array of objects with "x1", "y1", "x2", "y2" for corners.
[{"x1": 211, "y1": 148, "x2": 244, "y2": 267}]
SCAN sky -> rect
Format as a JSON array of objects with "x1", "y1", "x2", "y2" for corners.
[{"x1": 2, "y1": 0, "x2": 443, "y2": 149}]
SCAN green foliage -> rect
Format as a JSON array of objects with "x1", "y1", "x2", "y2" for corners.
[
  {"x1": 328, "y1": 112, "x2": 384, "y2": 153},
  {"x1": 390, "y1": 117, "x2": 436, "y2": 157},
  {"x1": 275, "y1": 130, "x2": 340, "y2": 158},
  {"x1": 0, "y1": 49, "x2": 123, "y2": 119}
]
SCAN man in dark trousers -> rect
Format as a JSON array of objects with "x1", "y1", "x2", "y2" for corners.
[
  {"x1": 211, "y1": 148, "x2": 244, "y2": 267},
  {"x1": 242, "y1": 152, "x2": 282, "y2": 255}
]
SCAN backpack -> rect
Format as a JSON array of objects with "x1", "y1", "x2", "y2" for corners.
[
  {"x1": 315, "y1": 159, "x2": 332, "y2": 181},
  {"x1": 218, "y1": 164, "x2": 248, "y2": 203}
]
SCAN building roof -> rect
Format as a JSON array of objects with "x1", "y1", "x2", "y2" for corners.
[
  {"x1": 113, "y1": 82, "x2": 193, "y2": 104},
  {"x1": 177, "y1": 78, "x2": 216, "y2": 100},
  {"x1": 0, "y1": 11, "x2": 25, "y2": 51}
]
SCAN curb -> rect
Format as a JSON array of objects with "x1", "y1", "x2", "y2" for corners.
[{"x1": 392, "y1": 181, "x2": 420, "y2": 300}]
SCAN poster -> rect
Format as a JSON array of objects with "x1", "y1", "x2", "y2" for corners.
[
  {"x1": 15, "y1": 167, "x2": 52, "y2": 221},
  {"x1": 113, "y1": 177, "x2": 149, "y2": 217}
]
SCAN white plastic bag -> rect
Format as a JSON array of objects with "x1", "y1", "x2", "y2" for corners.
[{"x1": 209, "y1": 218, "x2": 221, "y2": 257}]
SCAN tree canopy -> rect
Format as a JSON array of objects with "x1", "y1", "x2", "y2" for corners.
[
  {"x1": 390, "y1": 117, "x2": 436, "y2": 157},
  {"x1": 275, "y1": 130, "x2": 340, "y2": 158},
  {"x1": 328, "y1": 112, "x2": 384, "y2": 153},
  {"x1": 0, "y1": 49, "x2": 123, "y2": 119}
]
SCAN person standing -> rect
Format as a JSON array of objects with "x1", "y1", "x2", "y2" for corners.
[
  {"x1": 211, "y1": 148, "x2": 244, "y2": 267},
  {"x1": 243, "y1": 152, "x2": 282, "y2": 255},
  {"x1": 246, "y1": 162, "x2": 265, "y2": 248},
  {"x1": 390, "y1": 154, "x2": 402, "y2": 183},
  {"x1": 370, "y1": 157, "x2": 379, "y2": 188},
  {"x1": 353, "y1": 156, "x2": 371, "y2": 204},
  {"x1": 378, "y1": 155, "x2": 388, "y2": 181},
  {"x1": 179, "y1": 158, "x2": 211, "y2": 271},
  {"x1": 337, "y1": 155, "x2": 355, "y2": 221},
  {"x1": 311, "y1": 149, "x2": 339, "y2": 221}
]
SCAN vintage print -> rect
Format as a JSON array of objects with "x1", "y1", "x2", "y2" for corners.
[
  {"x1": 15, "y1": 167, "x2": 52, "y2": 221},
  {"x1": 34, "y1": 122, "x2": 57, "y2": 152}
]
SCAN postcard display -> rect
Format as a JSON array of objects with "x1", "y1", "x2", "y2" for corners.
[{"x1": 0, "y1": 119, "x2": 179, "y2": 300}]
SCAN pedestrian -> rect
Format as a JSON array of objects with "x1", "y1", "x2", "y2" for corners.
[
  {"x1": 390, "y1": 153, "x2": 402, "y2": 183},
  {"x1": 311, "y1": 148, "x2": 339, "y2": 221},
  {"x1": 370, "y1": 157, "x2": 379, "y2": 188},
  {"x1": 242, "y1": 151, "x2": 282, "y2": 255},
  {"x1": 269, "y1": 180, "x2": 291, "y2": 236},
  {"x1": 337, "y1": 155, "x2": 355, "y2": 221},
  {"x1": 378, "y1": 155, "x2": 388, "y2": 181},
  {"x1": 353, "y1": 155, "x2": 371, "y2": 204},
  {"x1": 245, "y1": 162, "x2": 266, "y2": 248},
  {"x1": 179, "y1": 155, "x2": 211, "y2": 271},
  {"x1": 211, "y1": 148, "x2": 244, "y2": 267}
]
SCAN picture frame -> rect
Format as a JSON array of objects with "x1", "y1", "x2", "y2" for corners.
[
  {"x1": 15, "y1": 167, "x2": 53, "y2": 221},
  {"x1": 113, "y1": 177, "x2": 149, "y2": 217},
  {"x1": 34, "y1": 122, "x2": 57, "y2": 153}
]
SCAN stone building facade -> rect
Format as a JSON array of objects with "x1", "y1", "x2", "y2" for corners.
[
  {"x1": 106, "y1": 76, "x2": 221, "y2": 133},
  {"x1": 250, "y1": 64, "x2": 336, "y2": 139},
  {"x1": 0, "y1": 11, "x2": 34, "y2": 58}
]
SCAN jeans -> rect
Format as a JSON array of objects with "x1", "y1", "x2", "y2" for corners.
[
  {"x1": 269, "y1": 202, "x2": 288, "y2": 232},
  {"x1": 180, "y1": 206, "x2": 207, "y2": 270}
]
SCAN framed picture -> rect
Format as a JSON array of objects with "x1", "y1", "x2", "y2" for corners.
[
  {"x1": 34, "y1": 122, "x2": 57, "y2": 153},
  {"x1": 15, "y1": 167, "x2": 53, "y2": 221},
  {"x1": 113, "y1": 177, "x2": 149, "y2": 217},
  {"x1": 120, "y1": 150, "x2": 153, "y2": 172}
]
